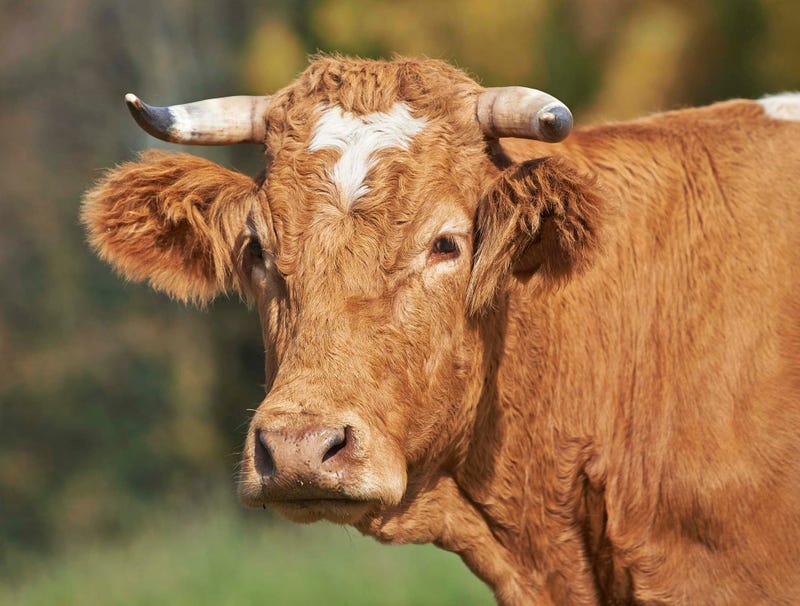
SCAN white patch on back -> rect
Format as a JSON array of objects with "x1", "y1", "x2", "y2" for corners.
[
  {"x1": 309, "y1": 103, "x2": 427, "y2": 207},
  {"x1": 758, "y1": 93, "x2": 800, "y2": 121}
]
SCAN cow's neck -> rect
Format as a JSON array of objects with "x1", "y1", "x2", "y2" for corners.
[
  {"x1": 359, "y1": 283, "x2": 624, "y2": 605},
  {"x1": 455, "y1": 286, "x2": 619, "y2": 604},
  {"x1": 359, "y1": 472, "x2": 553, "y2": 604}
]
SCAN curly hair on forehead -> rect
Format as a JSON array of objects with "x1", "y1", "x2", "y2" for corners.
[{"x1": 268, "y1": 55, "x2": 483, "y2": 119}]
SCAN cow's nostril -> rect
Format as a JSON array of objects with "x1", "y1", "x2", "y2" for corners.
[
  {"x1": 255, "y1": 430, "x2": 275, "y2": 480},
  {"x1": 322, "y1": 426, "x2": 349, "y2": 463}
]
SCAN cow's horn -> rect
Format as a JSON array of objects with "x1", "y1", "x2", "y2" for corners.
[
  {"x1": 124, "y1": 94, "x2": 272, "y2": 145},
  {"x1": 477, "y1": 87, "x2": 573, "y2": 142}
]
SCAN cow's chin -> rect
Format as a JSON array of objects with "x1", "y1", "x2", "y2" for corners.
[
  {"x1": 238, "y1": 468, "x2": 407, "y2": 526},
  {"x1": 268, "y1": 499, "x2": 377, "y2": 524}
]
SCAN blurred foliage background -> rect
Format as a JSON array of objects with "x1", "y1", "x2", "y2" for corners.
[{"x1": 1, "y1": 0, "x2": 798, "y2": 603}]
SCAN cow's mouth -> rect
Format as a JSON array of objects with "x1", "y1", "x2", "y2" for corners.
[{"x1": 266, "y1": 497, "x2": 378, "y2": 524}]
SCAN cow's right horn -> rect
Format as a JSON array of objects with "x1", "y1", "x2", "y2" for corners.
[
  {"x1": 124, "y1": 94, "x2": 272, "y2": 145},
  {"x1": 477, "y1": 87, "x2": 573, "y2": 142}
]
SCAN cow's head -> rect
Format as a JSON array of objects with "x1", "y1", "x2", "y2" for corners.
[{"x1": 82, "y1": 58, "x2": 602, "y2": 526}]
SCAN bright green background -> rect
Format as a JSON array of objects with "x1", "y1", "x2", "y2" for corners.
[{"x1": 1, "y1": 497, "x2": 492, "y2": 605}]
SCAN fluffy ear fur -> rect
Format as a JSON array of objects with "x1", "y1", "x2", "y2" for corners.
[
  {"x1": 467, "y1": 156, "x2": 604, "y2": 315},
  {"x1": 81, "y1": 150, "x2": 264, "y2": 304}
]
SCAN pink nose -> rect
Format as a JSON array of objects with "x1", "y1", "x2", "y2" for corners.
[{"x1": 255, "y1": 426, "x2": 354, "y2": 499}]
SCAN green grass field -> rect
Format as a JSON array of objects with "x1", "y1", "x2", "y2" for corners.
[{"x1": 1, "y1": 498, "x2": 493, "y2": 605}]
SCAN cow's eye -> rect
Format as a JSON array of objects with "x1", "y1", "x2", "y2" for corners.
[
  {"x1": 248, "y1": 237, "x2": 264, "y2": 260},
  {"x1": 430, "y1": 235, "x2": 460, "y2": 261}
]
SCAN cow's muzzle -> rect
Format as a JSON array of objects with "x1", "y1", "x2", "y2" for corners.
[
  {"x1": 255, "y1": 425, "x2": 355, "y2": 499},
  {"x1": 239, "y1": 409, "x2": 407, "y2": 524}
]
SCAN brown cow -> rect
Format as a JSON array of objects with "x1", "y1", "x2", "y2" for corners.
[{"x1": 82, "y1": 57, "x2": 800, "y2": 605}]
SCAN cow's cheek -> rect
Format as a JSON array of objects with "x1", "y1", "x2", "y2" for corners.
[
  {"x1": 257, "y1": 295, "x2": 294, "y2": 381},
  {"x1": 350, "y1": 431, "x2": 408, "y2": 507},
  {"x1": 396, "y1": 312, "x2": 474, "y2": 467}
]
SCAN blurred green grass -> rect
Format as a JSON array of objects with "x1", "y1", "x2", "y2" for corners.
[{"x1": 0, "y1": 497, "x2": 492, "y2": 606}]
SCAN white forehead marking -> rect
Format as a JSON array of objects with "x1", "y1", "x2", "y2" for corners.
[
  {"x1": 309, "y1": 103, "x2": 427, "y2": 208},
  {"x1": 758, "y1": 93, "x2": 800, "y2": 122}
]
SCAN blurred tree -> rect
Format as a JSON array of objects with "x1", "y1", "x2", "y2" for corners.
[
  {"x1": 0, "y1": 0, "x2": 268, "y2": 570},
  {"x1": 311, "y1": 0, "x2": 550, "y2": 84},
  {"x1": 586, "y1": 2, "x2": 694, "y2": 121},
  {"x1": 243, "y1": 18, "x2": 308, "y2": 93}
]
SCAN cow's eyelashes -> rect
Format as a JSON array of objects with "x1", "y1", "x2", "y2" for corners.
[{"x1": 430, "y1": 235, "x2": 460, "y2": 261}]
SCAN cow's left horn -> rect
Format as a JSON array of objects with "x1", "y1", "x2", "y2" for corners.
[
  {"x1": 477, "y1": 87, "x2": 573, "y2": 142},
  {"x1": 124, "y1": 94, "x2": 272, "y2": 145}
]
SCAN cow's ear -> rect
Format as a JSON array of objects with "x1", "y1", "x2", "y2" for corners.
[
  {"x1": 467, "y1": 156, "x2": 604, "y2": 315},
  {"x1": 82, "y1": 150, "x2": 265, "y2": 304}
]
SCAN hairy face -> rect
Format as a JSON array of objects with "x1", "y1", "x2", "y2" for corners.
[
  {"x1": 82, "y1": 57, "x2": 601, "y2": 527},
  {"x1": 236, "y1": 82, "x2": 494, "y2": 523}
]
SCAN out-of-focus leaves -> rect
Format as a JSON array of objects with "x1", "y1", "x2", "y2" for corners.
[
  {"x1": 760, "y1": 0, "x2": 800, "y2": 91},
  {"x1": 312, "y1": 0, "x2": 549, "y2": 85},
  {"x1": 243, "y1": 19, "x2": 308, "y2": 93},
  {"x1": 586, "y1": 2, "x2": 694, "y2": 121}
]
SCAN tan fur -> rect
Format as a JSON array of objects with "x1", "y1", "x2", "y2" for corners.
[{"x1": 83, "y1": 58, "x2": 800, "y2": 605}]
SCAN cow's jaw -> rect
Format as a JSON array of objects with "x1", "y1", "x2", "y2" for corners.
[{"x1": 268, "y1": 499, "x2": 377, "y2": 525}]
